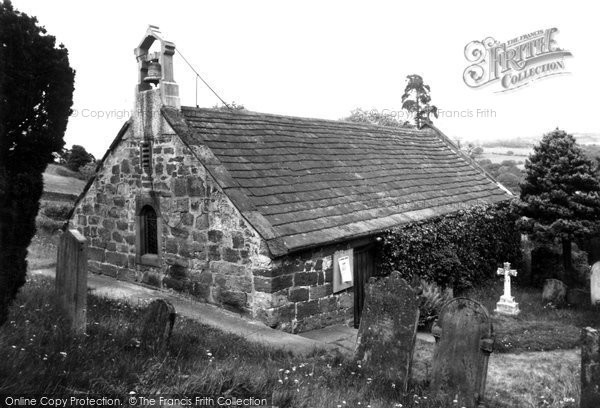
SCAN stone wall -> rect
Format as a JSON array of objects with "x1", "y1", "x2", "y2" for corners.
[
  {"x1": 253, "y1": 245, "x2": 356, "y2": 333},
  {"x1": 70, "y1": 118, "x2": 269, "y2": 316},
  {"x1": 69, "y1": 92, "x2": 359, "y2": 333}
]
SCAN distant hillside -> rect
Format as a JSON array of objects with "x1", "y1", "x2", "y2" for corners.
[
  {"x1": 573, "y1": 133, "x2": 600, "y2": 145},
  {"x1": 42, "y1": 164, "x2": 87, "y2": 202},
  {"x1": 480, "y1": 138, "x2": 535, "y2": 149},
  {"x1": 475, "y1": 133, "x2": 600, "y2": 149}
]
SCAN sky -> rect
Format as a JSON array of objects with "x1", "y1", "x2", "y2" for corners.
[{"x1": 11, "y1": 0, "x2": 600, "y2": 157}]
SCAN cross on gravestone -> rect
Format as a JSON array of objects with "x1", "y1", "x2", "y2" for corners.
[
  {"x1": 430, "y1": 297, "x2": 494, "y2": 408},
  {"x1": 494, "y1": 262, "x2": 520, "y2": 316},
  {"x1": 354, "y1": 271, "x2": 421, "y2": 393}
]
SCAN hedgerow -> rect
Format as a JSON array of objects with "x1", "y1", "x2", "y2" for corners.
[{"x1": 377, "y1": 201, "x2": 521, "y2": 291}]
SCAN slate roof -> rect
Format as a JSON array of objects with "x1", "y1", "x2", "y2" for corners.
[{"x1": 162, "y1": 106, "x2": 511, "y2": 257}]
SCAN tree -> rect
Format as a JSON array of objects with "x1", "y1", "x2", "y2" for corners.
[
  {"x1": 518, "y1": 129, "x2": 600, "y2": 281},
  {"x1": 472, "y1": 146, "x2": 484, "y2": 156},
  {"x1": 66, "y1": 144, "x2": 94, "y2": 172},
  {"x1": 401, "y1": 74, "x2": 438, "y2": 129},
  {"x1": 342, "y1": 108, "x2": 411, "y2": 128},
  {"x1": 496, "y1": 172, "x2": 520, "y2": 193},
  {"x1": 0, "y1": 0, "x2": 75, "y2": 326}
]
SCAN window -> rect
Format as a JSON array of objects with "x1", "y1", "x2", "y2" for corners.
[
  {"x1": 136, "y1": 199, "x2": 161, "y2": 266},
  {"x1": 140, "y1": 205, "x2": 158, "y2": 255}
]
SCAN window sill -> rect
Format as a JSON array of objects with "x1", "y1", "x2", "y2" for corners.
[{"x1": 139, "y1": 254, "x2": 160, "y2": 267}]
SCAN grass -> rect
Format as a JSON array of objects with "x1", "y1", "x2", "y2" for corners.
[
  {"x1": 27, "y1": 231, "x2": 59, "y2": 270},
  {"x1": 43, "y1": 166, "x2": 86, "y2": 196},
  {"x1": 2, "y1": 276, "x2": 465, "y2": 408},
  {"x1": 462, "y1": 280, "x2": 600, "y2": 353},
  {"x1": 1, "y1": 277, "x2": 581, "y2": 408},
  {"x1": 46, "y1": 163, "x2": 80, "y2": 178}
]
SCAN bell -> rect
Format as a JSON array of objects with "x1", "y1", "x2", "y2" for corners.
[{"x1": 144, "y1": 60, "x2": 162, "y2": 85}]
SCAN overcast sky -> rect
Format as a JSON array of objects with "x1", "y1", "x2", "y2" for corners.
[{"x1": 12, "y1": 0, "x2": 600, "y2": 157}]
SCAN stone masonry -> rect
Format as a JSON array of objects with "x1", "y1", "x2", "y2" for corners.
[{"x1": 69, "y1": 91, "x2": 355, "y2": 333}]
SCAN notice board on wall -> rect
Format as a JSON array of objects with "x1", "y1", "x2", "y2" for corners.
[{"x1": 333, "y1": 249, "x2": 354, "y2": 293}]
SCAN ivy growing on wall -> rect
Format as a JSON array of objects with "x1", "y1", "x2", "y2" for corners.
[{"x1": 377, "y1": 202, "x2": 521, "y2": 291}]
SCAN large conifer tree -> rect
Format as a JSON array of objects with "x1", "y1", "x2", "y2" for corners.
[
  {"x1": 0, "y1": 0, "x2": 75, "y2": 326},
  {"x1": 519, "y1": 129, "x2": 600, "y2": 281}
]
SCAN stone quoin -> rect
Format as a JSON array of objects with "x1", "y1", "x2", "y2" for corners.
[{"x1": 66, "y1": 26, "x2": 513, "y2": 333}]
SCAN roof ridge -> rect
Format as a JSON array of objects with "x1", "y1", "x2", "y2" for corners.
[{"x1": 181, "y1": 105, "x2": 429, "y2": 133}]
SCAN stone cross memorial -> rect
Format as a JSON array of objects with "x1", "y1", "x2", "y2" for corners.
[
  {"x1": 494, "y1": 262, "x2": 520, "y2": 316},
  {"x1": 355, "y1": 271, "x2": 420, "y2": 393},
  {"x1": 55, "y1": 229, "x2": 88, "y2": 334},
  {"x1": 431, "y1": 298, "x2": 494, "y2": 408}
]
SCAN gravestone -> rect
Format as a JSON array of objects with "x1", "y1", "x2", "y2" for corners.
[
  {"x1": 591, "y1": 262, "x2": 600, "y2": 305},
  {"x1": 542, "y1": 278, "x2": 567, "y2": 306},
  {"x1": 430, "y1": 297, "x2": 494, "y2": 408},
  {"x1": 355, "y1": 271, "x2": 420, "y2": 393},
  {"x1": 581, "y1": 327, "x2": 600, "y2": 407},
  {"x1": 520, "y1": 234, "x2": 534, "y2": 284},
  {"x1": 55, "y1": 229, "x2": 88, "y2": 333},
  {"x1": 494, "y1": 262, "x2": 520, "y2": 316},
  {"x1": 567, "y1": 288, "x2": 590, "y2": 308},
  {"x1": 140, "y1": 299, "x2": 176, "y2": 350}
]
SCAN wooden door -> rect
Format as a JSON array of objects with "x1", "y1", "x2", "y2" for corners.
[{"x1": 353, "y1": 245, "x2": 374, "y2": 328}]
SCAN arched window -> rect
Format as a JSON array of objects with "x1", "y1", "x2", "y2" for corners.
[{"x1": 140, "y1": 205, "x2": 158, "y2": 255}]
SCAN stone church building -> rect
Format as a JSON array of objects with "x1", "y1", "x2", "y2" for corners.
[{"x1": 67, "y1": 26, "x2": 511, "y2": 333}]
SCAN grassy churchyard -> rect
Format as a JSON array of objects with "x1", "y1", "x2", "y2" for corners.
[
  {"x1": 0, "y1": 274, "x2": 582, "y2": 408},
  {"x1": 1, "y1": 226, "x2": 587, "y2": 408}
]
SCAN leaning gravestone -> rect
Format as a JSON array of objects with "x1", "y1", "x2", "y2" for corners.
[
  {"x1": 542, "y1": 278, "x2": 568, "y2": 306},
  {"x1": 140, "y1": 299, "x2": 177, "y2": 350},
  {"x1": 430, "y1": 297, "x2": 494, "y2": 408},
  {"x1": 355, "y1": 271, "x2": 420, "y2": 393},
  {"x1": 55, "y1": 229, "x2": 88, "y2": 334},
  {"x1": 581, "y1": 327, "x2": 600, "y2": 407},
  {"x1": 590, "y1": 262, "x2": 600, "y2": 305}
]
